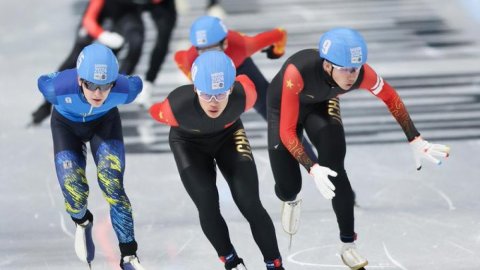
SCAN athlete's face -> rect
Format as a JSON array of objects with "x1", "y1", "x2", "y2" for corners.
[
  {"x1": 323, "y1": 61, "x2": 361, "y2": 90},
  {"x1": 78, "y1": 78, "x2": 112, "y2": 107},
  {"x1": 196, "y1": 88, "x2": 232, "y2": 118}
]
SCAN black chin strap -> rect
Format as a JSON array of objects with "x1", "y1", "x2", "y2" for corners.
[{"x1": 326, "y1": 66, "x2": 338, "y2": 87}]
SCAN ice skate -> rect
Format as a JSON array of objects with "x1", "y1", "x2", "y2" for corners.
[
  {"x1": 135, "y1": 81, "x2": 153, "y2": 108},
  {"x1": 281, "y1": 198, "x2": 302, "y2": 250},
  {"x1": 122, "y1": 255, "x2": 146, "y2": 270},
  {"x1": 340, "y1": 242, "x2": 368, "y2": 270},
  {"x1": 281, "y1": 198, "x2": 302, "y2": 235},
  {"x1": 74, "y1": 220, "x2": 95, "y2": 265},
  {"x1": 223, "y1": 254, "x2": 247, "y2": 270}
]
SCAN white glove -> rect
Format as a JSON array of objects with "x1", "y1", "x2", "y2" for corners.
[
  {"x1": 309, "y1": 164, "x2": 337, "y2": 200},
  {"x1": 410, "y1": 136, "x2": 450, "y2": 170},
  {"x1": 97, "y1": 31, "x2": 124, "y2": 49}
]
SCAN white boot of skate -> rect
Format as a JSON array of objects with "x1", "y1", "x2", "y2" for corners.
[
  {"x1": 281, "y1": 198, "x2": 302, "y2": 235},
  {"x1": 74, "y1": 220, "x2": 95, "y2": 264},
  {"x1": 135, "y1": 81, "x2": 153, "y2": 108},
  {"x1": 340, "y1": 242, "x2": 368, "y2": 270},
  {"x1": 122, "y1": 255, "x2": 146, "y2": 270}
]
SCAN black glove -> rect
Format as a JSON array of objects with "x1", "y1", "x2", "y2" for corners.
[{"x1": 262, "y1": 45, "x2": 282, "y2": 59}]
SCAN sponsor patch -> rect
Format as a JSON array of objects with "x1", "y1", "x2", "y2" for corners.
[
  {"x1": 63, "y1": 160, "x2": 72, "y2": 169},
  {"x1": 195, "y1": 30, "x2": 208, "y2": 46},
  {"x1": 211, "y1": 72, "x2": 225, "y2": 90},
  {"x1": 350, "y1": 47, "x2": 363, "y2": 64},
  {"x1": 93, "y1": 64, "x2": 108, "y2": 81}
]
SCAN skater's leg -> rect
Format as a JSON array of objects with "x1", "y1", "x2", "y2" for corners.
[
  {"x1": 90, "y1": 110, "x2": 136, "y2": 249},
  {"x1": 51, "y1": 109, "x2": 95, "y2": 263},
  {"x1": 216, "y1": 126, "x2": 283, "y2": 268},
  {"x1": 169, "y1": 135, "x2": 236, "y2": 261}
]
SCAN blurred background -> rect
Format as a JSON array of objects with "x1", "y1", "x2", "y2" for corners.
[{"x1": 1, "y1": 0, "x2": 479, "y2": 269}]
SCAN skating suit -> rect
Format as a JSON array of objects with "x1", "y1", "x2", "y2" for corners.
[
  {"x1": 267, "y1": 49, "x2": 419, "y2": 242},
  {"x1": 149, "y1": 75, "x2": 282, "y2": 261},
  {"x1": 38, "y1": 68, "x2": 142, "y2": 244}
]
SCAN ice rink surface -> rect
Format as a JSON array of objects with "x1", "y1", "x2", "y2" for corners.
[{"x1": 1, "y1": 0, "x2": 480, "y2": 269}]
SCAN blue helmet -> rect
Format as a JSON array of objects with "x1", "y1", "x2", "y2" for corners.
[
  {"x1": 191, "y1": 51, "x2": 236, "y2": 95},
  {"x1": 76, "y1": 43, "x2": 119, "y2": 84},
  {"x1": 189, "y1": 16, "x2": 228, "y2": 48},
  {"x1": 318, "y1": 28, "x2": 367, "y2": 68}
]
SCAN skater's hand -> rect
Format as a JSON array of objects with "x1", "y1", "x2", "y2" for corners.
[
  {"x1": 309, "y1": 164, "x2": 337, "y2": 200},
  {"x1": 262, "y1": 28, "x2": 287, "y2": 59},
  {"x1": 97, "y1": 31, "x2": 124, "y2": 49},
  {"x1": 262, "y1": 45, "x2": 283, "y2": 59},
  {"x1": 409, "y1": 136, "x2": 450, "y2": 170}
]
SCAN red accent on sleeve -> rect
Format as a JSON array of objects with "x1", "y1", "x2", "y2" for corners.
[
  {"x1": 149, "y1": 99, "x2": 179, "y2": 127},
  {"x1": 224, "y1": 121, "x2": 235, "y2": 129},
  {"x1": 235, "y1": 74, "x2": 257, "y2": 112},
  {"x1": 225, "y1": 29, "x2": 286, "y2": 67},
  {"x1": 279, "y1": 64, "x2": 315, "y2": 171},
  {"x1": 243, "y1": 28, "x2": 286, "y2": 57},
  {"x1": 174, "y1": 46, "x2": 198, "y2": 80},
  {"x1": 82, "y1": 0, "x2": 105, "y2": 39},
  {"x1": 359, "y1": 64, "x2": 420, "y2": 141}
]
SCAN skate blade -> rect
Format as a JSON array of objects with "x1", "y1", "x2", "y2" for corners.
[{"x1": 288, "y1": 234, "x2": 292, "y2": 251}]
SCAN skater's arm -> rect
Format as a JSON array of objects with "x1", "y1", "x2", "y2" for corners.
[
  {"x1": 149, "y1": 98, "x2": 179, "y2": 127},
  {"x1": 359, "y1": 64, "x2": 450, "y2": 170},
  {"x1": 235, "y1": 75, "x2": 257, "y2": 112},
  {"x1": 82, "y1": 0, "x2": 105, "y2": 39},
  {"x1": 242, "y1": 28, "x2": 287, "y2": 58},
  {"x1": 123, "y1": 75, "x2": 143, "y2": 104},
  {"x1": 359, "y1": 64, "x2": 420, "y2": 141},
  {"x1": 279, "y1": 64, "x2": 315, "y2": 171},
  {"x1": 37, "y1": 72, "x2": 59, "y2": 105},
  {"x1": 174, "y1": 47, "x2": 198, "y2": 80}
]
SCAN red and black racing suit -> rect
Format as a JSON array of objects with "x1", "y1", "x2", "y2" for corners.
[
  {"x1": 150, "y1": 75, "x2": 283, "y2": 264},
  {"x1": 267, "y1": 49, "x2": 420, "y2": 242}
]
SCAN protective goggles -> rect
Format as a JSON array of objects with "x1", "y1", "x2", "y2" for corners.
[
  {"x1": 81, "y1": 79, "x2": 115, "y2": 91},
  {"x1": 331, "y1": 63, "x2": 361, "y2": 74},
  {"x1": 197, "y1": 90, "x2": 230, "y2": 102}
]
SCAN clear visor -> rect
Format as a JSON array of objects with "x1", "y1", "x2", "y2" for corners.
[
  {"x1": 196, "y1": 89, "x2": 230, "y2": 102},
  {"x1": 331, "y1": 63, "x2": 361, "y2": 74}
]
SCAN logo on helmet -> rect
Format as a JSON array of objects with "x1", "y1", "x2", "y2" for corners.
[
  {"x1": 321, "y1": 39, "x2": 332, "y2": 55},
  {"x1": 211, "y1": 72, "x2": 225, "y2": 90},
  {"x1": 195, "y1": 30, "x2": 208, "y2": 46},
  {"x1": 93, "y1": 64, "x2": 108, "y2": 81},
  {"x1": 350, "y1": 47, "x2": 362, "y2": 64}
]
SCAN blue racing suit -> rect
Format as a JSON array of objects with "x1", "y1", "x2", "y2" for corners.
[{"x1": 38, "y1": 68, "x2": 142, "y2": 252}]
